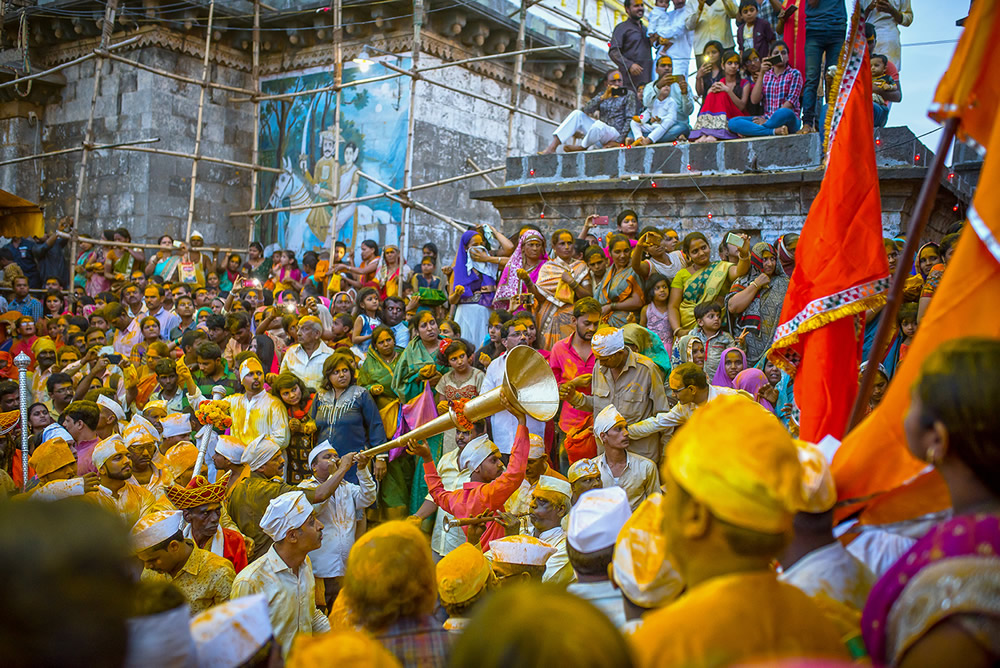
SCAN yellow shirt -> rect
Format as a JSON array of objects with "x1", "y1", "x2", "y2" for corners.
[
  {"x1": 88, "y1": 481, "x2": 165, "y2": 527},
  {"x1": 594, "y1": 452, "x2": 660, "y2": 511},
  {"x1": 631, "y1": 571, "x2": 849, "y2": 668},
  {"x1": 231, "y1": 546, "x2": 331, "y2": 658},
  {"x1": 189, "y1": 390, "x2": 289, "y2": 448},
  {"x1": 141, "y1": 541, "x2": 235, "y2": 615}
]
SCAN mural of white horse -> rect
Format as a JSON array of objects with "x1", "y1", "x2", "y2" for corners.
[{"x1": 265, "y1": 157, "x2": 395, "y2": 261}]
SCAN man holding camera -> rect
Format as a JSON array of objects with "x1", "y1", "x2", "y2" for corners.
[
  {"x1": 728, "y1": 40, "x2": 803, "y2": 137},
  {"x1": 540, "y1": 70, "x2": 637, "y2": 154}
]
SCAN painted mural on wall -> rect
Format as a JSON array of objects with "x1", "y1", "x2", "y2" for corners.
[{"x1": 258, "y1": 60, "x2": 411, "y2": 262}]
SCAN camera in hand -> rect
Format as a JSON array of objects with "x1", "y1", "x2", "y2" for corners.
[
  {"x1": 764, "y1": 54, "x2": 783, "y2": 66},
  {"x1": 610, "y1": 86, "x2": 628, "y2": 97}
]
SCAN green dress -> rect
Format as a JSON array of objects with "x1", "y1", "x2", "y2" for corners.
[
  {"x1": 358, "y1": 346, "x2": 405, "y2": 522},
  {"x1": 390, "y1": 337, "x2": 449, "y2": 514}
]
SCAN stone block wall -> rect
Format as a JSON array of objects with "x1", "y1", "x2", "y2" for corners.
[{"x1": 3, "y1": 45, "x2": 255, "y2": 247}]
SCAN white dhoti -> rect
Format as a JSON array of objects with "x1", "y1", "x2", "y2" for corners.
[
  {"x1": 630, "y1": 119, "x2": 671, "y2": 144},
  {"x1": 454, "y1": 303, "x2": 491, "y2": 349},
  {"x1": 553, "y1": 110, "x2": 620, "y2": 150}
]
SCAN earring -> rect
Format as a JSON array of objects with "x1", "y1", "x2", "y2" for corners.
[{"x1": 925, "y1": 448, "x2": 941, "y2": 465}]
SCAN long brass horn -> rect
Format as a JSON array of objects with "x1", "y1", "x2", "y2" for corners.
[{"x1": 358, "y1": 346, "x2": 559, "y2": 458}]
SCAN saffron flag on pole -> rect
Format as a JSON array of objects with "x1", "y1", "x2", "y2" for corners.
[
  {"x1": 768, "y1": 6, "x2": 889, "y2": 443},
  {"x1": 832, "y1": 0, "x2": 1000, "y2": 519}
]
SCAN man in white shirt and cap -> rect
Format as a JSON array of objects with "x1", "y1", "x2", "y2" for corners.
[
  {"x1": 133, "y1": 509, "x2": 236, "y2": 615},
  {"x1": 190, "y1": 594, "x2": 277, "y2": 667},
  {"x1": 564, "y1": 326, "x2": 670, "y2": 464},
  {"x1": 297, "y1": 440, "x2": 376, "y2": 609},
  {"x1": 96, "y1": 394, "x2": 127, "y2": 439},
  {"x1": 566, "y1": 486, "x2": 633, "y2": 629},
  {"x1": 124, "y1": 420, "x2": 172, "y2": 495},
  {"x1": 627, "y1": 361, "x2": 749, "y2": 441},
  {"x1": 498, "y1": 474, "x2": 576, "y2": 585},
  {"x1": 567, "y1": 458, "x2": 603, "y2": 505},
  {"x1": 227, "y1": 436, "x2": 346, "y2": 562},
  {"x1": 585, "y1": 404, "x2": 659, "y2": 511},
  {"x1": 231, "y1": 490, "x2": 331, "y2": 658}
]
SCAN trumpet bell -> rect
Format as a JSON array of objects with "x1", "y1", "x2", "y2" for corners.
[{"x1": 501, "y1": 345, "x2": 560, "y2": 421}]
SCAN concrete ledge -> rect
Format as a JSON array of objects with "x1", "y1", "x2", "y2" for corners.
[{"x1": 501, "y1": 126, "x2": 950, "y2": 188}]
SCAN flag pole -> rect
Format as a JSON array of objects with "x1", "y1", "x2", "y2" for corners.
[{"x1": 847, "y1": 117, "x2": 960, "y2": 431}]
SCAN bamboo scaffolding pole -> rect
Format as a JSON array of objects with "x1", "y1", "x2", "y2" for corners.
[
  {"x1": 184, "y1": 0, "x2": 217, "y2": 244},
  {"x1": 0, "y1": 35, "x2": 140, "y2": 91},
  {"x1": 400, "y1": 0, "x2": 423, "y2": 255},
  {"x1": 249, "y1": 0, "x2": 262, "y2": 244},
  {"x1": 56, "y1": 231, "x2": 245, "y2": 254},
  {"x1": 230, "y1": 44, "x2": 573, "y2": 104},
  {"x1": 0, "y1": 137, "x2": 158, "y2": 167},
  {"x1": 229, "y1": 163, "x2": 504, "y2": 217},
  {"x1": 99, "y1": 50, "x2": 257, "y2": 96},
  {"x1": 359, "y1": 171, "x2": 467, "y2": 232},
  {"x1": 575, "y1": 24, "x2": 589, "y2": 109},
  {"x1": 69, "y1": 0, "x2": 118, "y2": 305},
  {"x1": 328, "y1": 0, "x2": 344, "y2": 257},
  {"x1": 506, "y1": 0, "x2": 528, "y2": 157},
  {"x1": 466, "y1": 157, "x2": 498, "y2": 188},
  {"x1": 117, "y1": 144, "x2": 281, "y2": 173},
  {"x1": 847, "y1": 117, "x2": 960, "y2": 431}
]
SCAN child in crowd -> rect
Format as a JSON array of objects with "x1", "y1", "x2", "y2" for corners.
[
  {"x1": 736, "y1": 0, "x2": 776, "y2": 60},
  {"x1": 897, "y1": 302, "x2": 918, "y2": 364},
  {"x1": 351, "y1": 287, "x2": 382, "y2": 354},
  {"x1": 689, "y1": 302, "x2": 741, "y2": 379},
  {"x1": 329, "y1": 312, "x2": 355, "y2": 353},
  {"x1": 628, "y1": 75, "x2": 680, "y2": 147},
  {"x1": 474, "y1": 309, "x2": 511, "y2": 370},
  {"x1": 640, "y1": 273, "x2": 673, "y2": 353},
  {"x1": 645, "y1": 0, "x2": 672, "y2": 57},
  {"x1": 871, "y1": 54, "x2": 897, "y2": 128}
]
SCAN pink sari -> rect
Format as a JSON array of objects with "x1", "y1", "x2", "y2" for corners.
[
  {"x1": 494, "y1": 230, "x2": 547, "y2": 312},
  {"x1": 862, "y1": 513, "x2": 1000, "y2": 664}
]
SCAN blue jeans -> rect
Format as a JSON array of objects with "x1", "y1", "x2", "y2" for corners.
[
  {"x1": 803, "y1": 29, "x2": 844, "y2": 127},
  {"x1": 659, "y1": 121, "x2": 691, "y2": 142},
  {"x1": 728, "y1": 109, "x2": 802, "y2": 137},
  {"x1": 873, "y1": 103, "x2": 889, "y2": 128}
]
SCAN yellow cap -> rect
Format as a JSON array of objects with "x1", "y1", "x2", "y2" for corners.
[
  {"x1": 664, "y1": 394, "x2": 805, "y2": 534},
  {"x1": 567, "y1": 458, "x2": 601, "y2": 484},
  {"x1": 612, "y1": 493, "x2": 683, "y2": 607},
  {"x1": 436, "y1": 543, "x2": 494, "y2": 605},
  {"x1": 163, "y1": 443, "x2": 199, "y2": 480},
  {"x1": 287, "y1": 630, "x2": 401, "y2": 668},
  {"x1": 29, "y1": 437, "x2": 75, "y2": 478}
]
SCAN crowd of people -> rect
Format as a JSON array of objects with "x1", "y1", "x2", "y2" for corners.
[
  {"x1": 541, "y1": 0, "x2": 910, "y2": 152},
  {"x1": 0, "y1": 189, "x2": 991, "y2": 668}
]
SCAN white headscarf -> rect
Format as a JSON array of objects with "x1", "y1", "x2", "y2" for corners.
[
  {"x1": 241, "y1": 436, "x2": 280, "y2": 471},
  {"x1": 593, "y1": 404, "x2": 625, "y2": 439},
  {"x1": 458, "y1": 434, "x2": 496, "y2": 473},
  {"x1": 591, "y1": 327, "x2": 625, "y2": 356}
]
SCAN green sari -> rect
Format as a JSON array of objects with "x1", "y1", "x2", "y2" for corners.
[
  {"x1": 390, "y1": 337, "x2": 449, "y2": 514},
  {"x1": 672, "y1": 261, "x2": 735, "y2": 331},
  {"x1": 598, "y1": 265, "x2": 641, "y2": 328},
  {"x1": 358, "y1": 346, "x2": 406, "y2": 522}
]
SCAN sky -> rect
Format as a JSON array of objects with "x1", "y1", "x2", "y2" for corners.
[{"x1": 890, "y1": 0, "x2": 967, "y2": 162}]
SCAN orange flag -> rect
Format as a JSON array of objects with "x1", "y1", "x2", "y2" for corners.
[
  {"x1": 832, "y1": 0, "x2": 1000, "y2": 519},
  {"x1": 768, "y1": 8, "x2": 889, "y2": 443}
]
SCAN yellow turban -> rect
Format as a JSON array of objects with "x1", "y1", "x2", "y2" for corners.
[
  {"x1": 31, "y1": 337, "x2": 57, "y2": 357},
  {"x1": 664, "y1": 394, "x2": 805, "y2": 534},
  {"x1": 612, "y1": 493, "x2": 683, "y2": 608},
  {"x1": 29, "y1": 437, "x2": 76, "y2": 478},
  {"x1": 436, "y1": 543, "x2": 494, "y2": 606},
  {"x1": 287, "y1": 630, "x2": 401, "y2": 668},
  {"x1": 163, "y1": 442, "x2": 199, "y2": 480}
]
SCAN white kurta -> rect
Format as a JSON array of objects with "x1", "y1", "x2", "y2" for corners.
[{"x1": 297, "y1": 468, "x2": 376, "y2": 577}]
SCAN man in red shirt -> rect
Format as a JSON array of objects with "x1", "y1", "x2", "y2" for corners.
[
  {"x1": 550, "y1": 298, "x2": 600, "y2": 464},
  {"x1": 410, "y1": 394, "x2": 528, "y2": 552},
  {"x1": 165, "y1": 473, "x2": 249, "y2": 573}
]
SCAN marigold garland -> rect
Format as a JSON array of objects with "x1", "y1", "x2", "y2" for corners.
[
  {"x1": 195, "y1": 400, "x2": 233, "y2": 433},
  {"x1": 450, "y1": 398, "x2": 474, "y2": 432}
]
